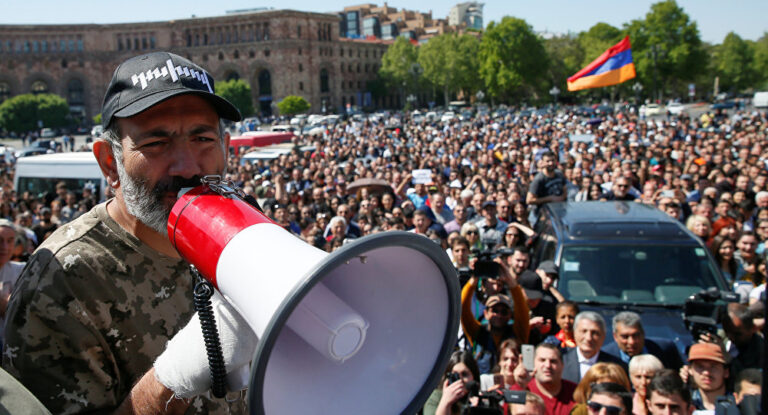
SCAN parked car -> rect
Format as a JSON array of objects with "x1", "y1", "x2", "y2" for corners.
[
  {"x1": 440, "y1": 111, "x2": 457, "y2": 123},
  {"x1": 642, "y1": 103, "x2": 663, "y2": 116},
  {"x1": 531, "y1": 201, "x2": 730, "y2": 359},
  {"x1": 711, "y1": 101, "x2": 735, "y2": 110},
  {"x1": 666, "y1": 102, "x2": 685, "y2": 115},
  {"x1": 40, "y1": 128, "x2": 56, "y2": 138}
]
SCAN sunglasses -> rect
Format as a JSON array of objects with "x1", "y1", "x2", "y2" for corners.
[
  {"x1": 587, "y1": 401, "x2": 623, "y2": 415},
  {"x1": 466, "y1": 230, "x2": 479, "y2": 235}
]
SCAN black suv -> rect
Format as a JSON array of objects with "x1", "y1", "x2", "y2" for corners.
[{"x1": 531, "y1": 201, "x2": 730, "y2": 358}]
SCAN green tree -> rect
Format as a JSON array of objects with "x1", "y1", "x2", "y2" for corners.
[
  {"x1": 418, "y1": 33, "x2": 480, "y2": 104},
  {"x1": 625, "y1": 0, "x2": 707, "y2": 100},
  {"x1": 752, "y1": 32, "x2": 768, "y2": 88},
  {"x1": 215, "y1": 79, "x2": 254, "y2": 118},
  {"x1": 713, "y1": 32, "x2": 755, "y2": 92},
  {"x1": 578, "y1": 23, "x2": 623, "y2": 68},
  {"x1": 277, "y1": 95, "x2": 310, "y2": 116},
  {"x1": 92, "y1": 113, "x2": 102, "y2": 126},
  {"x1": 478, "y1": 17, "x2": 548, "y2": 102},
  {"x1": 543, "y1": 34, "x2": 585, "y2": 100},
  {"x1": 379, "y1": 37, "x2": 419, "y2": 102},
  {"x1": 0, "y1": 93, "x2": 69, "y2": 134}
]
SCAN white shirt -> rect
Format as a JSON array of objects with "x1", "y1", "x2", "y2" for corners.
[{"x1": 576, "y1": 348, "x2": 599, "y2": 379}]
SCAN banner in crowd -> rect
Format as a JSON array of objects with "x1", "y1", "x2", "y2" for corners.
[{"x1": 567, "y1": 36, "x2": 636, "y2": 91}]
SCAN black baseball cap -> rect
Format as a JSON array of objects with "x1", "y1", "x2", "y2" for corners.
[{"x1": 101, "y1": 51, "x2": 241, "y2": 129}]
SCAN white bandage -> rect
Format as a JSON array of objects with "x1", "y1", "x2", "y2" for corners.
[{"x1": 154, "y1": 291, "x2": 257, "y2": 398}]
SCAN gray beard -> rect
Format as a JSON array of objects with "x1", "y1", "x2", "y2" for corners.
[{"x1": 115, "y1": 159, "x2": 173, "y2": 236}]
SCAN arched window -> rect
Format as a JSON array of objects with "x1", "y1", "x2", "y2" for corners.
[
  {"x1": 68, "y1": 79, "x2": 84, "y2": 105},
  {"x1": 225, "y1": 71, "x2": 240, "y2": 81},
  {"x1": 258, "y1": 70, "x2": 271, "y2": 96},
  {"x1": 0, "y1": 82, "x2": 10, "y2": 103},
  {"x1": 320, "y1": 69, "x2": 329, "y2": 93},
  {"x1": 31, "y1": 80, "x2": 48, "y2": 94}
]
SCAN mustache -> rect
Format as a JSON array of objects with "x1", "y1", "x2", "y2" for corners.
[{"x1": 153, "y1": 176, "x2": 205, "y2": 195}]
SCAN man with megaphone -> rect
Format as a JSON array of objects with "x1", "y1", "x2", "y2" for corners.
[
  {"x1": 3, "y1": 52, "x2": 255, "y2": 413},
  {"x1": 3, "y1": 51, "x2": 461, "y2": 415}
]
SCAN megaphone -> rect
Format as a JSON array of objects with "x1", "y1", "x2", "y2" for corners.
[{"x1": 167, "y1": 177, "x2": 460, "y2": 414}]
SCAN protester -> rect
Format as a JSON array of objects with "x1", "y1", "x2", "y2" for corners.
[
  {"x1": 628, "y1": 355, "x2": 664, "y2": 415},
  {"x1": 3, "y1": 52, "x2": 250, "y2": 413}
]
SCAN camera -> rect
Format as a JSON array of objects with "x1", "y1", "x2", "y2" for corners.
[
  {"x1": 447, "y1": 372, "x2": 462, "y2": 384},
  {"x1": 461, "y1": 381, "x2": 527, "y2": 415},
  {"x1": 683, "y1": 287, "x2": 739, "y2": 340},
  {"x1": 472, "y1": 241, "x2": 512, "y2": 280}
]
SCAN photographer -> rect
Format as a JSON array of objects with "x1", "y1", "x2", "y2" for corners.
[
  {"x1": 423, "y1": 350, "x2": 480, "y2": 415},
  {"x1": 461, "y1": 255, "x2": 530, "y2": 374}
]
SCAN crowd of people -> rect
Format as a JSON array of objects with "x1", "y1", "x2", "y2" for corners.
[{"x1": 0, "y1": 49, "x2": 765, "y2": 413}]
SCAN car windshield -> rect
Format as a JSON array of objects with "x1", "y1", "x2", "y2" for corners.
[{"x1": 559, "y1": 244, "x2": 725, "y2": 305}]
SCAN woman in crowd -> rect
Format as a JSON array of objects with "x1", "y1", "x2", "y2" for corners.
[
  {"x1": 571, "y1": 363, "x2": 632, "y2": 415},
  {"x1": 686, "y1": 214, "x2": 712, "y2": 243},
  {"x1": 460, "y1": 222, "x2": 482, "y2": 251},
  {"x1": 423, "y1": 350, "x2": 480, "y2": 415},
  {"x1": 710, "y1": 235, "x2": 738, "y2": 284},
  {"x1": 627, "y1": 354, "x2": 663, "y2": 415},
  {"x1": 511, "y1": 201, "x2": 531, "y2": 227}
]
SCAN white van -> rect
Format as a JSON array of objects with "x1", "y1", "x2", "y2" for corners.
[
  {"x1": 14, "y1": 152, "x2": 108, "y2": 201},
  {"x1": 754, "y1": 91, "x2": 768, "y2": 109}
]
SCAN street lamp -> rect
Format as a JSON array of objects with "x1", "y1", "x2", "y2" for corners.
[
  {"x1": 476, "y1": 90, "x2": 485, "y2": 103},
  {"x1": 632, "y1": 82, "x2": 643, "y2": 104},
  {"x1": 407, "y1": 94, "x2": 417, "y2": 109},
  {"x1": 549, "y1": 86, "x2": 560, "y2": 106}
]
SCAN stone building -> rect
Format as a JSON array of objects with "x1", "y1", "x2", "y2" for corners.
[{"x1": 0, "y1": 9, "x2": 392, "y2": 123}]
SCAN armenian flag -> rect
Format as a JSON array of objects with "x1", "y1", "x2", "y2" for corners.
[{"x1": 567, "y1": 36, "x2": 636, "y2": 91}]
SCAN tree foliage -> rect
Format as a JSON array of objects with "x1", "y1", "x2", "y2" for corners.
[
  {"x1": 277, "y1": 95, "x2": 310, "y2": 116},
  {"x1": 418, "y1": 33, "x2": 481, "y2": 104},
  {"x1": 0, "y1": 93, "x2": 69, "y2": 134},
  {"x1": 713, "y1": 32, "x2": 755, "y2": 92},
  {"x1": 752, "y1": 33, "x2": 768, "y2": 88},
  {"x1": 624, "y1": 0, "x2": 707, "y2": 99},
  {"x1": 544, "y1": 35, "x2": 585, "y2": 98},
  {"x1": 215, "y1": 79, "x2": 254, "y2": 118},
  {"x1": 379, "y1": 37, "x2": 419, "y2": 91},
  {"x1": 578, "y1": 23, "x2": 624, "y2": 68},
  {"x1": 478, "y1": 17, "x2": 548, "y2": 101}
]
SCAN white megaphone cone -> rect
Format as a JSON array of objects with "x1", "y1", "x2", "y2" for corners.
[{"x1": 167, "y1": 177, "x2": 460, "y2": 415}]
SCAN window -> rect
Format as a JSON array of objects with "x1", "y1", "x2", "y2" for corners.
[
  {"x1": 0, "y1": 82, "x2": 10, "y2": 102},
  {"x1": 31, "y1": 80, "x2": 48, "y2": 94},
  {"x1": 258, "y1": 70, "x2": 271, "y2": 95},
  {"x1": 298, "y1": 48, "x2": 302, "y2": 55},
  {"x1": 320, "y1": 68, "x2": 329, "y2": 93},
  {"x1": 150, "y1": 36, "x2": 156, "y2": 49},
  {"x1": 142, "y1": 37, "x2": 147, "y2": 50},
  {"x1": 118, "y1": 36, "x2": 124, "y2": 51},
  {"x1": 340, "y1": 48, "x2": 344, "y2": 57},
  {"x1": 297, "y1": 25, "x2": 302, "y2": 38},
  {"x1": 341, "y1": 63, "x2": 344, "y2": 73},
  {"x1": 264, "y1": 49, "x2": 270, "y2": 57},
  {"x1": 32, "y1": 41, "x2": 39, "y2": 53},
  {"x1": 68, "y1": 79, "x2": 84, "y2": 105},
  {"x1": 299, "y1": 82, "x2": 304, "y2": 91},
  {"x1": 225, "y1": 71, "x2": 240, "y2": 81},
  {"x1": 298, "y1": 63, "x2": 303, "y2": 72},
  {"x1": 78, "y1": 39, "x2": 83, "y2": 51},
  {"x1": 133, "y1": 38, "x2": 139, "y2": 50}
]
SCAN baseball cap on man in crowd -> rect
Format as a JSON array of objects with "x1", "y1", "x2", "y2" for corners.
[
  {"x1": 688, "y1": 342, "x2": 728, "y2": 364},
  {"x1": 101, "y1": 51, "x2": 241, "y2": 128},
  {"x1": 485, "y1": 294, "x2": 513, "y2": 310}
]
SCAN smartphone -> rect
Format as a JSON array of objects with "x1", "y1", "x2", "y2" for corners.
[{"x1": 522, "y1": 344, "x2": 535, "y2": 371}]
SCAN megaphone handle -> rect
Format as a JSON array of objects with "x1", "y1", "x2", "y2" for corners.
[{"x1": 190, "y1": 265, "x2": 228, "y2": 399}]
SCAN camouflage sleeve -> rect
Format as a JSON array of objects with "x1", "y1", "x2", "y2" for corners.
[{"x1": 3, "y1": 249, "x2": 126, "y2": 414}]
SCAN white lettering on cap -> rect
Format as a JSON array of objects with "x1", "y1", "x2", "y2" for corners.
[{"x1": 131, "y1": 59, "x2": 213, "y2": 93}]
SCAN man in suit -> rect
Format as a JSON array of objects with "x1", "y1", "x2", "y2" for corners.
[
  {"x1": 562, "y1": 311, "x2": 626, "y2": 383},
  {"x1": 602, "y1": 311, "x2": 684, "y2": 370}
]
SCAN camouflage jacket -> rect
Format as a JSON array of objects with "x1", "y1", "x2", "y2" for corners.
[{"x1": 2, "y1": 203, "x2": 246, "y2": 414}]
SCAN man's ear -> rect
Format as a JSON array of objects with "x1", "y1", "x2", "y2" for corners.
[{"x1": 94, "y1": 140, "x2": 120, "y2": 189}]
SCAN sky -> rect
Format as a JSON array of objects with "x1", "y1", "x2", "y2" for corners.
[{"x1": 3, "y1": 0, "x2": 766, "y2": 44}]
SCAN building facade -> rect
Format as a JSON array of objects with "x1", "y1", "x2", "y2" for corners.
[
  {"x1": 448, "y1": 2, "x2": 484, "y2": 31},
  {"x1": 0, "y1": 9, "x2": 391, "y2": 123}
]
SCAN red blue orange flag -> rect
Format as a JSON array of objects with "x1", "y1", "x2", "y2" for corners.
[{"x1": 567, "y1": 36, "x2": 636, "y2": 91}]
